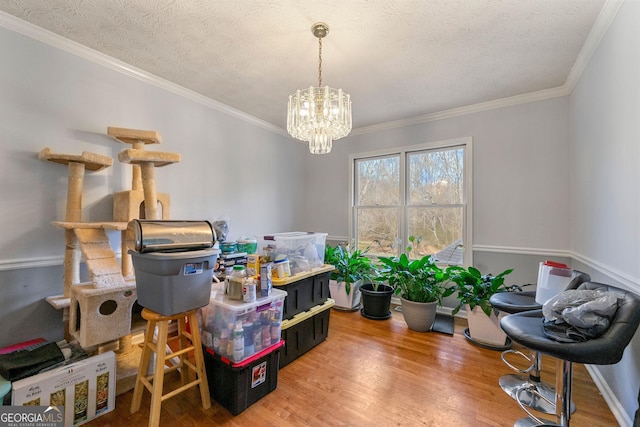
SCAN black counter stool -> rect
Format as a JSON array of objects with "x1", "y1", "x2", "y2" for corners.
[
  {"x1": 489, "y1": 272, "x2": 591, "y2": 416},
  {"x1": 500, "y1": 282, "x2": 640, "y2": 426}
]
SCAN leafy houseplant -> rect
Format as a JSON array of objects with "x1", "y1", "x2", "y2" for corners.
[
  {"x1": 378, "y1": 252, "x2": 454, "y2": 331},
  {"x1": 325, "y1": 244, "x2": 375, "y2": 310},
  {"x1": 378, "y1": 253, "x2": 454, "y2": 305},
  {"x1": 448, "y1": 266, "x2": 516, "y2": 316},
  {"x1": 360, "y1": 276, "x2": 394, "y2": 320},
  {"x1": 325, "y1": 244, "x2": 374, "y2": 295},
  {"x1": 448, "y1": 265, "x2": 516, "y2": 347}
]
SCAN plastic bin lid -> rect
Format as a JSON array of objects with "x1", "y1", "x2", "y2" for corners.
[
  {"x1": 207, "y1": 339, "x2": 285, "y2": 369},
  {"x1": 204, "y1": 288, "x2": 288, "y2": 314},
  {"x1": 281, "y1": 298, "x2": 335, "y2": 329}
]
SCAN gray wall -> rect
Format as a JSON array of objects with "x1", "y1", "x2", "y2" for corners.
[
  {"x1": 569, "y1": 0, "x2": 640, "y2": 422},
  {"x1": 304, "y1": 94, "x2": 572, "y2": 280},
  {"x1": 0, "y1": 25, "x2": 306, "y2": 347}
]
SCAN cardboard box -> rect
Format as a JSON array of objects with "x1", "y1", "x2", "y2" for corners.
[{"x1": 11, "y1": 352, "x2": 116, "y2": 426}]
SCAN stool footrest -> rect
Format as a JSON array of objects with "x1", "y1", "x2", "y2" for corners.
[
  {"x1": 161, "y1": 378, "x2": 203, "y2": 402},
  {"x1": 164, "y1": 345, "x2": 194, "y2": 360},
  {"x1": 501, "y1": 349, "x2": 534, "y2": 374}
]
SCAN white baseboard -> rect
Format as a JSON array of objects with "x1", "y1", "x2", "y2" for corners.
[{"x1": 586, "y1": 364, "x2": 633, "y2": 427}]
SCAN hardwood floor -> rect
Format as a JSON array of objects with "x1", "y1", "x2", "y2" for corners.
[{"x1": 88, "y1": 306, "x2": 619, "y2": 426}]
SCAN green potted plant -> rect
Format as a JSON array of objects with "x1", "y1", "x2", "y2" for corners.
[
  {"x1": 448, "y1": 265, "x2": 516, "y2": 347},
  {"x1": 359, "y1": 272, "x2": 395, "y2": 320},
  {"x1": 378, "y1": 246, "x2": 454, "y2": 331},
  {"x1": 325, "y1": 244, "x2": 375, "y2": 310}
]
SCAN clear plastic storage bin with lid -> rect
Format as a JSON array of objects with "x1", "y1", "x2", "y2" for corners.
[
  {"x1": 199, "y1": 288, "x2": 287, "y2": 363},
  {"x1": 257, "y1": 232, "x2": 327, "y2": 271}
]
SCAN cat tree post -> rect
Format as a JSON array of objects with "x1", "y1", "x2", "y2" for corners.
[{"x1": 38, "y1": 148, "x2": 113, "y2": 339}]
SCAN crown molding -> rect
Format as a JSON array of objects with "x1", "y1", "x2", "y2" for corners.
[
  {"x1": 0, "y1": 11, "x2": 286, "y2": 137},
  {"x1": 564, "y1": 0, "x2": 625, "y2": 92},
  {"x1": 350, "y1": 86, "x2": 571, "y2": 136},
  {"x1": 0, "y1": 1, "x2": 623, "y2": 139}
]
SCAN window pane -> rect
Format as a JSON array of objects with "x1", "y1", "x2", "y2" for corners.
[
  {"x1": 408, "y1": 206, "x2": 463, "y2": 264},
  {"x1": 408, "y1": 148, "x2": 464, "y2": 205},
  {"x1": 356, "y1": 156, "x2": 400, "y2": 206},
  {"x1": 356, "y1": 207, "x2": 399, "y2": 256}
]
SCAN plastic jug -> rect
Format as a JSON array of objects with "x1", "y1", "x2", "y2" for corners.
[{"x1": 535, "y1": 260, "x2": 573, "y2": 305}]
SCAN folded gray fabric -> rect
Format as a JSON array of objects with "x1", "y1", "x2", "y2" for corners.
[{"x1": 542, "y1": 289, "x2": 619, "y2": 343}]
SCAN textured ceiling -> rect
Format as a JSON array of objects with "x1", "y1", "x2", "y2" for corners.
[{"x1": 0, "y1": 0, "x2": 608, "y2": 131}]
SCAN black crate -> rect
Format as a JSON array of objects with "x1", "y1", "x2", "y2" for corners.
[
  {"x1": 203, "y1": 340, "x2": 282, "y2": 415},
  {"x1": 279, "y1": 299, "x2": 333, "y2": 368},
  {"x1": 276, "y1": 271, "x2": 331, "y2": 320}
]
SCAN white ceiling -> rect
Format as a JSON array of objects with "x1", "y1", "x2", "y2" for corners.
[{"x1": 0, "y1": 0, "x2": 610, "y2": 132}]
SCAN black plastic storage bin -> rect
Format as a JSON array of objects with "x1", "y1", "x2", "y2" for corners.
[
  {"x1": 203, "y1": 340, "x2": 283, "y2": 415},
  {"x1": 279, "y1": 298, "x2": 334, "y2": 368},
  {"x1": 276, "y1": 271, "x2": 331, "y2": 320}
]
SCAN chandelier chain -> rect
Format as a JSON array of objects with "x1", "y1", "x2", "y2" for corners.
[{"x1": 318, "y1": 36, "x2": 323, "y2": 87}]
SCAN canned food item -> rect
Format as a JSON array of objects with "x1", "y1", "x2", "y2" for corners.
[{"x1": 242, "y1": 279, "x2": 257, "y2": 302}]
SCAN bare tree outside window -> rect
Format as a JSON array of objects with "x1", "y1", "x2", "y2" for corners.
[
  {"x1": 407, "y1": 148, "x2": 464, "y2": 258},
  {"x1": 353, "y1": 142, "x2": 468, "y2": 264}
]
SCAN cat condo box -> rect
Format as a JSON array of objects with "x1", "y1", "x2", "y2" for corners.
[
  {"x1": 11, "y1": 351, "x2": 116, "y2": 426},
  {"x1": 203, "y1": 340, "x2": 283, "y2": 415},
  {"x1": 279, "y1": 298, "x2": 334, "y2": 368}
]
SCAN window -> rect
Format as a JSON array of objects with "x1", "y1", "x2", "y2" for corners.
[{"x1": 350, "y1": 137, "x2": 472, "y2": 266}]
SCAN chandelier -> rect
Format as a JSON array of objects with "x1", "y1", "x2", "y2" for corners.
[{"x1": 287, "y1": 22, "x2": 352, "y2": 154}]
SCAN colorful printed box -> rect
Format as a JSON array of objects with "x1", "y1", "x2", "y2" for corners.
[{"x1": 11, "y1": 351, "x2": 116, "y2": 426}]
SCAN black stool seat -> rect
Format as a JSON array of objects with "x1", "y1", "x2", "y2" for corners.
[
  {"x1": 501, "y1": 283, "x2": 640, "y2": 365},
  {"x1": 490, "y1": 291, "x2": 540, "y2": 314},
  {"x1": 500, "y1": 282, "x2": 640, "y2": 426}
]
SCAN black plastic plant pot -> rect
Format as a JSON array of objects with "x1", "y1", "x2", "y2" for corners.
[{"x1": 360, "y1": 283, "x2": 394, "y2": 320}]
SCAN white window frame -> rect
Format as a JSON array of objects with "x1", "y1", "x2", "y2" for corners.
[{"x1": 349, "y1": 136, "x2": 473, "y2": 267}]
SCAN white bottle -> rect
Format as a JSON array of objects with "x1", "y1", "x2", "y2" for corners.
[{"x1": 233, "y1": 321, "x2": 244, "y2": 361}]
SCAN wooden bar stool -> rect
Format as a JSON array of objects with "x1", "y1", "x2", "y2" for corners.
[{"x1": 130, "y1": 308, "x2": 211, "y2": 427}]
